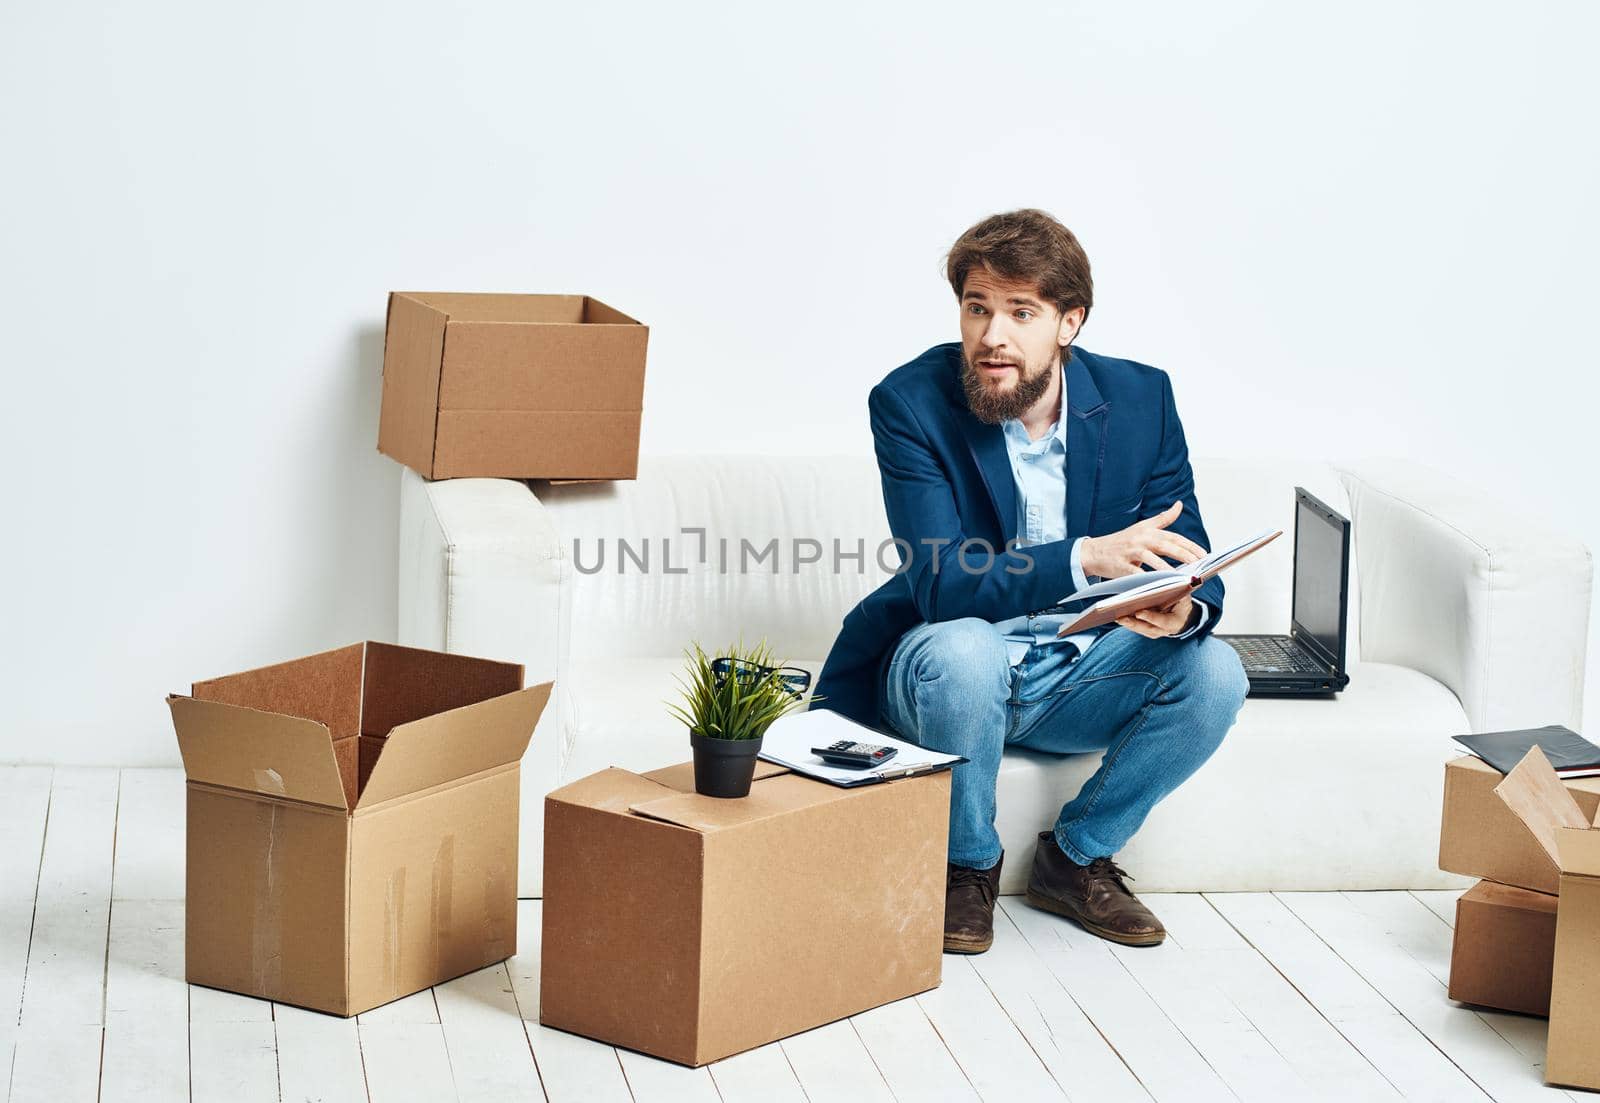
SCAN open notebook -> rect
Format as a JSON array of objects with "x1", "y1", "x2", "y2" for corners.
[
  {"x1": 1050, "y1": 527, "x2": 1281, "y2": 636},
  {"x1": 759, "y1": 709, "x2": 965, "y2": 788}
]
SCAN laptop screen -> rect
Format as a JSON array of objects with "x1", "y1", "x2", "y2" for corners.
[{"x1": 1291, "y1": 493, "x2": 1349, "y2": 668}]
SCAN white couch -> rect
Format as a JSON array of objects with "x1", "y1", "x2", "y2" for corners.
[{"x1": 397, "y1": 456, "x2": 1591, "y2": 896}]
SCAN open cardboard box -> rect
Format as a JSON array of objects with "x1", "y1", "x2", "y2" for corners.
[
  {"x1": 167, "y1": 641, "x2": 551, "y2": 1016},
  {"x1": 378, "y1": 291, "x2": 648, "y2": 480},
  {"x1": 1439, "y1": 754, "x2": 1600, "y2": 895},
  {"x1": 541, "y1": 760, "x2": 950, "y2": 1066},
  {"x1": 1493, "y1": 745, "x2": 1600, "y2": 1089}
]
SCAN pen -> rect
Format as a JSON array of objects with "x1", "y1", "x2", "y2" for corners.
[{"x1": 873, "y1": 764, "x2": 937, "y2": 781}]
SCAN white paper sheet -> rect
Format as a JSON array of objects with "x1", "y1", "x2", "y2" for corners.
[{"x1": 759, "y1": 709, "x2": 963, "y2": 786}]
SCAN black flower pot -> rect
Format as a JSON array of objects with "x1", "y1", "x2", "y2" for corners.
[{"x1": 690, "y1": 731, "x2": 764, "y2": 798}]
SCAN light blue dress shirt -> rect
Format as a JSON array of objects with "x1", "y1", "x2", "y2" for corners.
[{"x1": 988, "y1": 358, "x2": 1211, "y2": 667}]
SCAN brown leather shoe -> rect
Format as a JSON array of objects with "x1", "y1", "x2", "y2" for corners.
[
  {"x1": 944, "y1": 855, "x2": 1003, "y2": 954},
  {"x1": 1025, "y1": 831, "x2": 1165, "y2": 946}
]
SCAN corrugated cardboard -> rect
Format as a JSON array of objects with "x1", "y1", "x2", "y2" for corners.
[
  {"x1": 1447, "y1": 880, "x2": 1557, "y2": 1016},
  {"x1": 168, "y1": 641, "x2": 551, "y2": 1017},
  {"x1": 1439, "y1": 754, "x2": 1600, "y2": 894},
  {"x1": 378, "y1": 291, "x2": 648, "y2": 480},
  {"x1": 540, "y1": 761, "x2": 950, "y2": 1066},
  {"x1": 1493, "y1": 746, "x2": 1600, "y2": 1090}
]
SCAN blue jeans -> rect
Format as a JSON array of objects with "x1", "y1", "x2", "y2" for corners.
[{"x1": 879, "y1": 618, "x2": 1249, "y2": 870}]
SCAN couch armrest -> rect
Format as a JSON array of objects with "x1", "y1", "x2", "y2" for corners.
[
  {"x1": 1338, "y1": 460, "x2": 1592, "y2": 732},
  {"x1": 397, "y1": 469, "x2": 566, "y2": 686}
]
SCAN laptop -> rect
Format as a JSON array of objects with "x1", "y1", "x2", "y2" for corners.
[{"x1": 1218, "y1": 487, "x2": 1352, "y2": 697}]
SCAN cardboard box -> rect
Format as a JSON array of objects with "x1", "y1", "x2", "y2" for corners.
[
  {"x1": 378, "y1": 291, "x2": 648, "y2": 480},
  {"x1": 1439, "y1": 754, "x2": 1600, "y2": 894},
  {"x1": 167, "y1": 641, "x2": 551, "y2": 1017},
  {"x1": 1447, "y1": 880, "x2": 1557, "y2": 1016},
  {"x1": 540, "y1": 761, "x2": 950, "y2": 1066},
  {"x1": 1493, "y1": 746, "x2": 1600, "y2": 1090}
]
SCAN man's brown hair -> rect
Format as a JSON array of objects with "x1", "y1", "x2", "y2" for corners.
[{"x1": 945, "y1": 209, "x2": 1094, "y2": 326}]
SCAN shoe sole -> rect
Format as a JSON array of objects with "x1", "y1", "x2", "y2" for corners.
[
  {"x1": 1024, "y1": 888, "x2": 1166, "y2": 947},
  {"x1": 943, "y1": 933, "x2": 993, "y2": 954}
]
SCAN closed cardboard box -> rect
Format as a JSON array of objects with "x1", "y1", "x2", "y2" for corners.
[
  {"x1": 378, "y1": 291, "x2": 648, "y2": 480},
  {"x1": 1439, "y1": 754, "x2": 1600, "y2": 894},
  {"x1": 1448, "y1": 880, "x2": 1557, "y2": 1016},
  {"x1": 541, "y1": 761, "x2": 950, "y2": 1066},
  {"x1": 167, "y1": 641, "x2": 551, "y2": 1017},
  {"x1": 1493, "y1": 746, "x2": 1600, "y2": 1090}
]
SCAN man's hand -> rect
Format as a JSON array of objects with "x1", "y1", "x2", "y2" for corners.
[
  {"x1": 1080, "y1": 501, "x2": 1207, "y2": 580},
  {"x1": 1115, "y1": 593, "x2": 1196, "y2": 639}
]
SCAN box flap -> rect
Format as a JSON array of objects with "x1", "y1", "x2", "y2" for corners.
[
  {"x1": 360, "y1": 641, "x2": 525, "y2": 736},
  {"x1": 1494, "y1": 745, "x2": 1590, "y2": 872},
  {"x1": 354, "y1": 683, "x2": 550, "y2": 809},
  {"x1": 582, "y1": 296, "x2": 644, "y2": 326},
  {"x1": 1464, "y1": 879, "x2": 1560, "y2": 914},
  {"x1": 192, "y1": 642, "x2": 365, "y2": 740},
  {"x1": 168, "y1": 695, "x2": 347, "y2": 809},
  {"x1": 405, "y1": 291, "x2": 586, "y2": 324},
  {"x1": 627, "y1": 772, "x2": 846, "y2": 834},
  {"x1": 545, "y1": 766, "x2": 682, "y2": 814},
  {"x1": 378, "y1": 293, "x2": 449, "y2": 476},
  {"x1": 1557, "y1": 828, "x2": 1600, "y2": 877}
]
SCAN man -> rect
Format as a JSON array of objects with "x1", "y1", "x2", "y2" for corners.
[{"x1": 812, "y1": 209, "x2": 1249, "y2": 953}]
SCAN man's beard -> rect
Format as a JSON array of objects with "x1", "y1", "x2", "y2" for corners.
[{"x1": 960, "y1": 349, "x2": 1059, "y2": 425}]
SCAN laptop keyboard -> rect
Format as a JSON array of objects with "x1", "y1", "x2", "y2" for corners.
[{"x1": 1225, "y1": 636, "x2": 1329, "y2": 675}]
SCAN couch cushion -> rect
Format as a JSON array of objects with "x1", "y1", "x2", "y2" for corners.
[
  {"x1": 994, "y1": 660, "x2": 1467, "y2": 891},
  {"x1": 540, "y1": 655, "x2": 1467, "y2": 892}
]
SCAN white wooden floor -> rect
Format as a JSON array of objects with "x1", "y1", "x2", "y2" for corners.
[{"x1": 0, "y1": 767, "x2": 1582, "y2": 1102}]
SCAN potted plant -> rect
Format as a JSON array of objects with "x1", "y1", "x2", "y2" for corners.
[{"x1": 666, "y1": 638, "x2": 816, "y2": 798}]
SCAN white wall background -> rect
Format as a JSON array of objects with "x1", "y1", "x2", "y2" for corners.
[{"x1": 2, "y1": 0, "x2": 1595, "y2": 765}]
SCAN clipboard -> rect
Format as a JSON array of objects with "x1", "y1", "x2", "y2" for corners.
[{"x1": 759, "y1": 709, "x2": 966, "y2": 789}]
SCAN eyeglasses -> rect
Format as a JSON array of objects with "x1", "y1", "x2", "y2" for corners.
[
  {"x1": 1022, "y1": 601, "x2": 1073, "y2": 618},
  {"x1": 710, "y1": 657, "x2": 813, "y2": 701}
]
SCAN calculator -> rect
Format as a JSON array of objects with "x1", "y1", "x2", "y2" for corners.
[{"x1": 811, "y1": 740, "x2": 898, "y2": 769}]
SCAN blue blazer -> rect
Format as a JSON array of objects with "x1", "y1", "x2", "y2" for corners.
[{"x1": 812, "y1": 341, "x2": 1225, "y2": 731}]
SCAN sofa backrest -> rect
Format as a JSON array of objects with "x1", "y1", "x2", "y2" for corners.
[{"x1": 533, "y1": 455, "x2": 1361, "y2": 665}]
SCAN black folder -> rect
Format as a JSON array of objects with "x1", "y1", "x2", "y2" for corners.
[{"x1": 1453, "y1": 724, "x2": 1600, "y2": 777}]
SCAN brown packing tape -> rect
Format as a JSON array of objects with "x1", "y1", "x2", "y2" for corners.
[
  {"x1": 383, "y1": 867, "x2": 407, "y2": 996},
  {"x1": 251, "y1": 801, "x2": 287, "y2": 996},
  {"x1": 253, "y1": 767, "x2": 287, "y2": 797},
  {"x1": 481, "y1": 859, "x2": 513, "y2": 964},
  {"x1": 432, "y1": 834, "x2": 455, "y2": 975}
]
